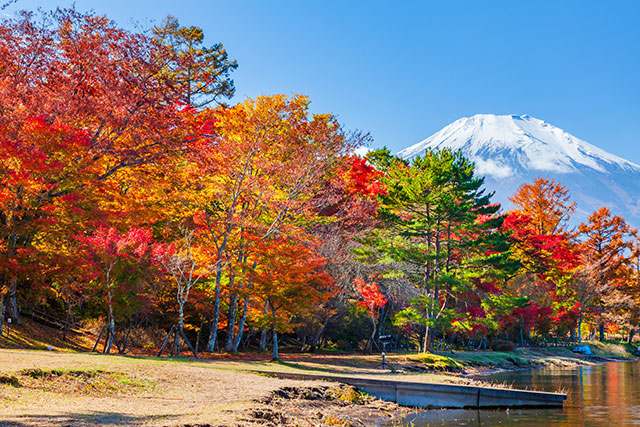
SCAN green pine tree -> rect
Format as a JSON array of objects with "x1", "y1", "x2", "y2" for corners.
[{"x1": 357, "y1": 148, "x2": 517, "y2": 351}]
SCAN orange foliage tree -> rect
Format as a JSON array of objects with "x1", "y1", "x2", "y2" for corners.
[
  {"x1": 509, "y1": 177, "x2": 576, "y2": 235},
  {"x1": 170, "y1": 94, "x2": 361, "y2": 352},
  {"x1": 252, "y1": 235, "x2": 334, "y2": 360},
  {"x1": 579, "y1": 207, "x2": 637, "y2": 341}
]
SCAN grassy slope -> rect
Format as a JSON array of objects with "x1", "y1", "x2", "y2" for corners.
[
  {"x1": 0, "y1": 317, "x2": 94, "y2": 351},
  {"x1": 1, "y1": 318, "x2": 635, "y2": 376}
]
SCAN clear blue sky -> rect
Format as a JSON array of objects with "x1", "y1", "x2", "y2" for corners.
[{"x1": 5, "y1": 0, "x2": 640, "y2": 161}]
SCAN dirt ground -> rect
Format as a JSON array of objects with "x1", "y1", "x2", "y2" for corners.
[
  {"x1": 1, "y1": 319, "x2": 632, "y2": 425},
  {"x1": 0, "y1": 349, "x2": 410, "y2": 427}
]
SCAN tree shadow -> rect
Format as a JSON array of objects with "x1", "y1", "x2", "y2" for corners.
[
  {"x1": 0, "y1": 411, "x2": 179, "y2": 426},
  {"x1": 270, "y1": 359, "x2": 339, "y2": 374}
]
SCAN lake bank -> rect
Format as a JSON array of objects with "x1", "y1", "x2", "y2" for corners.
[
  {"x1": 217, "y1": 341, "x2": 635, "y2": 381},
  {"x1": 0, "y1": 342, "x2": 635, "y2": 426},
  {"x1": 388, "y1": 359, "x2": 640, "y2": 426},
  {"x1": 412, "y1": 342, "x2": 637, "y2": 377}
]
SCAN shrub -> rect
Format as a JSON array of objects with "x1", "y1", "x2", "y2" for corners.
[{"x1": 492, "y1": 340, "x2": 516, "y2": 352}]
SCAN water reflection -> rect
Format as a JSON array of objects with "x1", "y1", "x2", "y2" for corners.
[{"x1": 385, "y1": 361, "x2": 640, "y2": 426}]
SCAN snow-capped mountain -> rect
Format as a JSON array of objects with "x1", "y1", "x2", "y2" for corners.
[{"x1": 398, "y1": 114, "x2": 640, "y2": 228}]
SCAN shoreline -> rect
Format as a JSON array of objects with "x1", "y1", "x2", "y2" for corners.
[
  {"x1": 398, "y1": 342, "x2": 638, "y2": 378},
  {"x1": 0, "y1": 343, "x2": 636, "y2": 426},
  {"x1": 466, "y1": 353, "x2": 635, "y2": 377},
  {"x1": 251, "y1": 352, "x2": 635, "y2": 426}
]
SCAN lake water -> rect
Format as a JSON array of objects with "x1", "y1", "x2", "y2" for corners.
[{"x1": 385, "y1": 360, "x2": 640, "y2": 426}]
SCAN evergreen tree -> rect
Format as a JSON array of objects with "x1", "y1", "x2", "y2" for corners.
[{"x1": 358, "y1": 149, "x2": 515, "y2": 351}]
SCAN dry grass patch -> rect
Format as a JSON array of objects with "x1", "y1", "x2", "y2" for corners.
[
  {"x1": 13, "y1": 367, "x2": 151, "y2": 396},
  {"x1": 0, "y1": 374, "x2": 22, "y2": 387}
]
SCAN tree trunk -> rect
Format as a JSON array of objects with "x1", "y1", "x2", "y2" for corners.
[
  {"x1": 121, "y1": 320, "x2": 133, "y2": 354},
  {"x1": 429, "y1": 286, "x2": 439, "y2": 350},
  {"x1": 103, "y1": 328, "x2": 110, "y2": 353},
  {"x1": 195, "y1": 325, "x2": 202, "y2": 354},
  {"x1": 0, "y1": 294, "x2": 5, "y2": 336},
  {"x1": 105, "y1": 314, "x2": 115, "y2": 354},
  {"x1": 158, "y1": 325, "x2": 175, "y2": 357},
  {"x1": 175, "y1": 303, "x2": 184, "y2": 357},
  {"x1": 272, "y1": 329, "x2": 278, "y2": 360},
  {"x1": 628, "y1": 329, "x2": 635, "y2": 345},
  {"x1": 599, "y1": 322, "x2": 605, "y2": 342},
  {"x1": 309, "y1": 316, "x2": 330, "y2": 353},
  {"x1": 172, "y1": 329, "x2": 178, "y2": 357},
  {"x1": 271, "y1": 305, "x2": 278, "y2": 360},
  {"x1": 577, "y1": 315, "x2": 583, "y2": 344},
  {"x1": 6, "y1": 275, "x2": 19, "y2": 325},
  {"x1": 104, "y1": 266, "x2": 115, "y2": 354},
  {"x1": 225, "y1": 293, "x2": 238, "y2": 352},
  {"x1": 232, "y1": 295, "x2": 250, "y2": 353},
  {"x1": 260, "y1": 329, "x2": 268, "y2": 352},
  {"x1": 207, "y1": 281, "x2": 222, "y2": 352},
  {"x1": 207, "y1": 316, "x2": 215, "y2": 352},
  {"x1": 231, "y1": 261, "x2": 256, "y2": 353},
  {"x1": 366, "y1": 313, "x2": 376, "y2": 354},
  {"x1": 104, "y1": 291, "x2": 117, "y2": 354},
  {"x1": 421, "y1": 327, "x2": 428, "y2": 353},
  {"x1": 259, "y1": 298, "x2": 269, "y2": 352},
  {"x1": 377, "y1": 301, "x2": 390, "y2": 336},
  {"x1": 179, "y1": 328, "x2": 199, "y2": 359}
]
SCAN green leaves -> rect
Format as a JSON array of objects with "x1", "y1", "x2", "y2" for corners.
[
  {"x1": 153, "y1": 15, "x2": 238, "y2": 108},
  {"x1": 356, "y1": 147, "x2": 515, "y2": 341}
]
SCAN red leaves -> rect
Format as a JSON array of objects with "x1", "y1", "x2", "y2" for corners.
[
  {"x1": 513, "y1": 302, "x2": 553, "y2": 331},
  {"x1": 353, "y1": 278, "x2": 387, "y2": 318},
  {"x1": 76, "y1": 227, "x2": 159, "y2": 265},
  {"x1": 340, "y1": 156, "x2": 385, "y2": 197},
  {"x1": 467, "y1": 305, "x2": 486, "y2": 319},
  {"x1": 551, "y1": 303, "x2": 580, "y2": 330},
  {"x1": 502, "y1": 212, "x2": 580, "y2": 277}
]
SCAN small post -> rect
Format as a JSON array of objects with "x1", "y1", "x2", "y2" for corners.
[
  {"x1": 379, "y1": 334, "x2": 391, "y2": 370},
  {"x1": 7, "y1": 318, "x2": 11, "y2": 335}
]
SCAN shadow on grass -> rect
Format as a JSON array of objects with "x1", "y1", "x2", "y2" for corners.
[
  {"x1": 269, "y1": 359, "x2": 335, "y2": 374},
  {"x1": 267, "y1": 358, "x2": 387, "y2": 375},
  {"x1": 0, "y1": 411, "x2": 178, "y2": 426}
]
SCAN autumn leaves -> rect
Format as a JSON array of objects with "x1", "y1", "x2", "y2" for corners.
[
  {"x1": 0, "y1": 9, "x2": 361, "y2": 357},
  {"x1": 2, "y1": 7, "x2": 638, "y2": 358}
]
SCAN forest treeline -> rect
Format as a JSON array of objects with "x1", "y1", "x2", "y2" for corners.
[{"x1": 1, "y1": 9, "x2": 639, "y2": 359}]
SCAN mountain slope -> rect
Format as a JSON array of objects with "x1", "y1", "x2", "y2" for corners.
[{"x1": 397, "y1": 114, "x2": 640, "y2": 227}]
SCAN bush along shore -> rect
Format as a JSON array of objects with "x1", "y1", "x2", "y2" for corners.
[{"x1": 387, "y1": 341, "x2": 636, "y2": 377}]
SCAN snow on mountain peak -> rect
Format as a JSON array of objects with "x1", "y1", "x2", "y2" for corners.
[
  {"x1": 398, "y1": 114, "x2": 640, "y2": 178},
  {"x1": 397, "y1": 114, "x2": 640, "y2": 228}
]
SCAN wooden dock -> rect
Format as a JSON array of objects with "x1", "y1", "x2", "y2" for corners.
[{"x1": 262, "y1": 371, "x2": 567, "y2": 409}]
